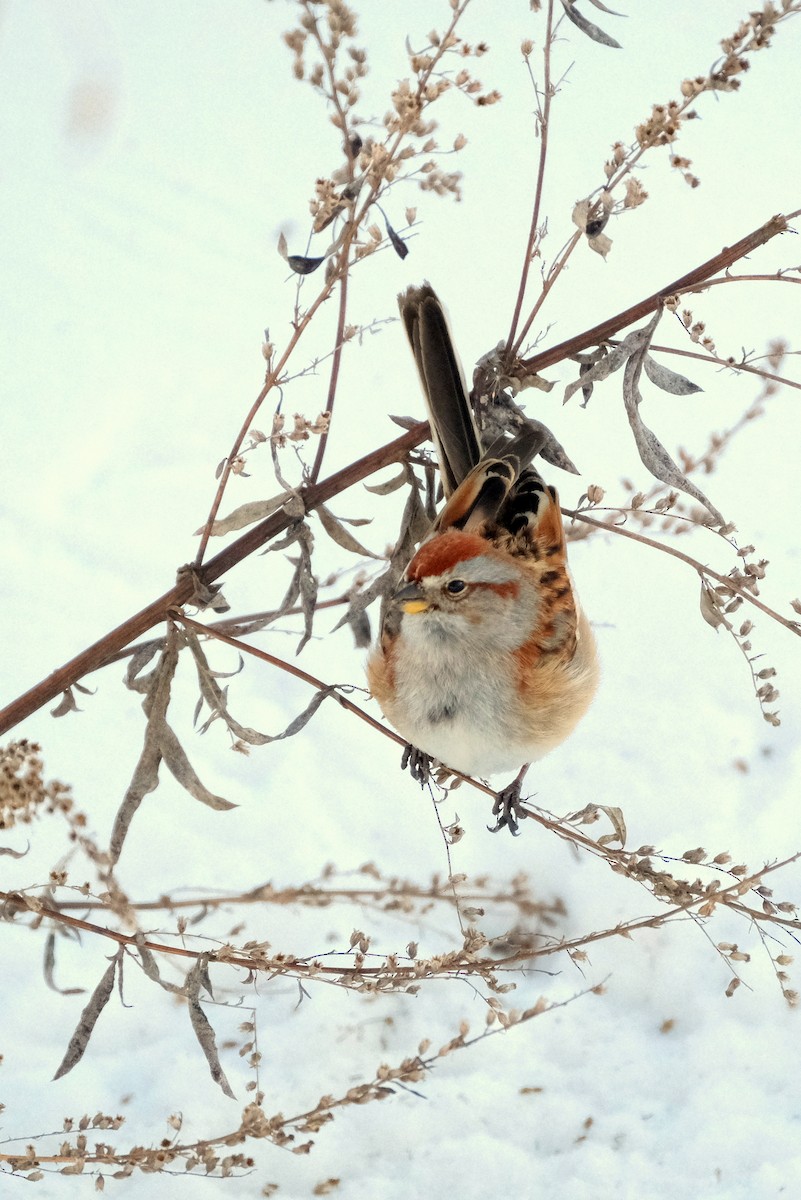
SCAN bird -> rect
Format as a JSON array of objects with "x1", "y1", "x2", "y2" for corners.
[{"x1": 367, "y1": 284, "x2": 599, "y2": 833}]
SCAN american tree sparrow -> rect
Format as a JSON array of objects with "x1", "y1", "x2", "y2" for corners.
[{"x1": 367, "y1": 284, "x2": 599, "y2": 832}]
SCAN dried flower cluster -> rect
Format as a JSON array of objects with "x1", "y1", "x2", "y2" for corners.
[{"x1": 0, "y1": 740, "x2": 73, "y2": 832}]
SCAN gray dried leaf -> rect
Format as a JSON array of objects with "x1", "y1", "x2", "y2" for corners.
[
  {"x1": 596, "y1": 804, "x2": 627, "y2": 848},
  {"x1": 111, "y1": 633, "x2": 178, "y2": 864},
  {"x1": 198, "y1": 494, "x2": 290, "y2": 538},
  {"x1": 339, "y1": 474, "x2": 431, "y2": 644},
  {"x1": 53, "y1": 955, "x2": 118, "y2": 1079},
  {"x1": 294, "y1": 522, "x2": 317, "y2": 654},
  {"x1": 50, "y1": 689, "x2": 81, "y2": 718},
  {"x1": 388, "y1": 413, "x2": 421, "y2": 430},
  {"x1": 643, "y1": 353, "x2": 703, "y2": 396},
  {"x1": 623, "y1": 314, "x2": 725, "y2": 525},
  {"x1": 124, "y1": 641, "x2": 163, "y2": 693},
  {"x1": 44, "y1": 931, "x2": 85, "y2": 995},
  {"x1": 346, "y1": 606, "x2": 373, "y2": 649},
  {"x1": 528, "y1": 420, "x2": 580, "y2": 475},
  {"x1": 586, "y1": 0, "x2": 625, "y2": 13},
  {"x1": 0, "y1": 841, "x2": 29, "y2": 858},
  {"x1": 186, "y1": 957, "x2": 236, "y2": 1099},
  {"x1": 364, "y1": 466, "x2": 411, "y2": 496},
  {"x1": 563, "y1": 334, "x2": 640, "y2": 405},
  {"x1": 180, "y1": 568, "x2": 230, "y2": 613},
  {"x1": 279, "y1": 688, "x2": 334, "y2": 739},
  {"x1": 183, "y1": 628, "x2": 273, "y2": 746},
  {"x1": 134, "y1": 933, "x2": 184, "y2": 995},
  {"x1": 509, "y1": 372, "x2": 555, "y2": 395},
  {"x1": 159, "y1": 722, "x2": 237, "y2": 810},
  {"x1": 317, "y1": 503, "x2": 381, "y2": 559},
  {"x1": 588, "y1": 231, "x2": 613, "y2": 259},
  {"x1": 560, "y1": 0, "x2": 622, "y2": 47},
  {"x1": 699, "y1": 581, "x2": 730, "y2": 630}
]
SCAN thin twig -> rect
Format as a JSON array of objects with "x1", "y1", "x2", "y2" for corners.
[
  {"x1": 506, "y1": 0, "x2": 555, "y2": 358},
  {"x1": 518, "y1": 212, "x2": 789, "y2": 375},
  {"x1": 640, "y1": 340, "x2": 801, "y2": 393},
  {"x1": 565, "y1": 506, "x2": 801, "y2": 637},
  {"x1": 309, "y1": 266, "x2": 350, "y2": 484}
]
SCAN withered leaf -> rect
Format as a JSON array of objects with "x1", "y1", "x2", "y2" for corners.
[
  {"x1": 0, "y1": 841, "x2": 29, "y2": 858},
  {"x1": 563, "y1": 336, "x2": 638, "y2": 405},
  {"x1": 44, "y1": 930, "x2": 85, "y2": 996},
  {"x1": 364, "y1": 465, "x2": 411, "y2": 496},
  {"x1": 388, "y1": 413, "x2": 423, "y2": 430},
  {"x1": 385, "y1": 219, "x2": 409, "y2": 260},
  {"x1": 197, "y1": 493, "x2": 291, "y2": 538},
  {"x1": 292, "y1": 522, "x2": 317, "y2": 654},
  {"x1": 110, "y1": 637, "x2": 177, "y2": 862},
  {"x1": 134, "y1": 932, "x2": 183, "y2": 995},
  {"x1": 560, "y1": 0, "x2": 622, "y2": 47},
  {"x1": 317, "y1": 503, "x2": 381, "y2": 559},
  {"x1": 643, "y1": 353, "x2": 703, "y2": 396},
  {"x1": 337, "y1": 472, "x2": 431, "y2": 645},
  {"x1": 288, "y1": 254, "x2": 325, "y2": 276},
  {"x1": 177, "y1": 566, "x2": 230, "y2": 613},
  {"x1": 124, "y1": 640, "x2": 163, "y2": 693},
  {"x1": 53, "y1": 955, "x2": 118, "y2": 1080},
  {"x1": 51, "y1": 688, "x2": 81, "y2": 718},
  {"x1": 595, "y1": 805, "x2": 627, "y2": 848},
  {"x1": 622, "y1": 313, "x2": 725, "y2": 525},
  {"x1": 588, "y1": 231, "x2": 613, "y2": 259},
  {"x1": 182, "y1": 626, "x2": 273, "y2": 746},
  {"x1": 159, "y1": 721, "x2": 237, "y2": 810},
  {"x1": 182, "y1": 619, "x2": 336, "y2": 745},
  {"x1": 186, "y1": 957, "x2": 236, "y2": 1099},
  {"x1": 699, "y1": 581, "x2": 730, "y2": 630},
  {"x1": 277, "y1": 231, "x2": 288, "y2": 261},
  {"x1": 586, "y1": 0, "x2": 625, "y2": 14}
]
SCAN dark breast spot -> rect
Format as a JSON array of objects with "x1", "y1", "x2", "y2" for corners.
[{"x1": 427, "y1": 699, "x2": 459, "y2": 724}]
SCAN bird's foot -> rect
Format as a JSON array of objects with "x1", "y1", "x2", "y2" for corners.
[
  {"x1": 401, "y1": 743, "x2": 434, "y2": 785},
  {"x1": 488, "y1": 764, "x2": 531, "y2": 836}
]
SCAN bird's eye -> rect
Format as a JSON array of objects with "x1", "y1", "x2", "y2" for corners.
[{"x1": 445, "y1": 579, "x2": 466, "y2": 595}]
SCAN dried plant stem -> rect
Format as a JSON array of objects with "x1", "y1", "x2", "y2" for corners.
[
  {"x1": 565, "y1": 506, "x2": 801, "y2": 637},
  {"x1": 681, "y1": 272, "x2": 801, "y2": 293},
  {"x1": 3, "y1": 855, "x2": 797, "y2": 986},
  {"x1": 194, "y1": 278, "x2": 347, "y2": 568},
  {"x1": 48, "y1": 881, "x2": 560, "y2": 915},
  {"x1": 174, "y1": 612, "x2": 406, "y2": 746},
  {"x1": 519, "y1": 212, "x2": 789, "y2": 375},
  {"x1": 506, "y1": 0, "x2": 555, "y2": 358},
  {"x1": 0, "y1": 984, "x2": 596, "y2": 1175},
  {"x1": 194, "y1": 1, "x2": 475, "y2": 565},
  {"x1": 308, "y1": 265, "x2": 350, "y2": 484},
  {"x1": 97, "y1": 595, "x2": 351, "y2": 670},
  {"x1": 639, "y1": 340, "x2": 801, "y2": 393},
  {"x1": 0, "y1": 423, "x2": 429, "y2": 736}
]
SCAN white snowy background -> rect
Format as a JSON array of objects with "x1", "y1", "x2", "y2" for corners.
[{"x1": 2, "y1": 1, "x2": 801, "y2": 1197}]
